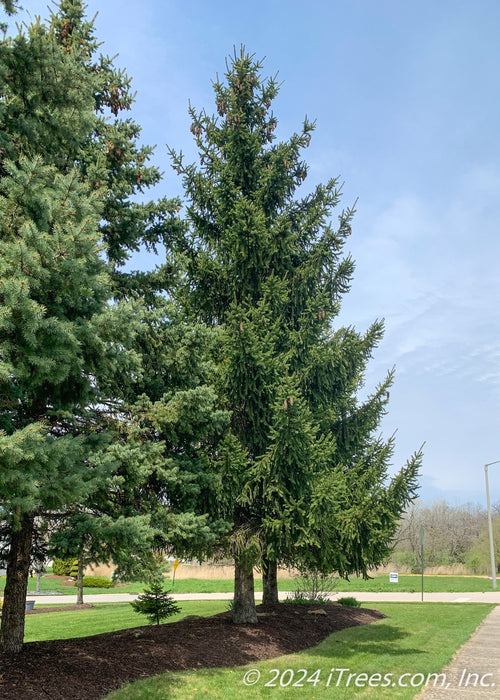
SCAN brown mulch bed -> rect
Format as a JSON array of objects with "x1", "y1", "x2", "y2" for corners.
[
  {"x1": 25, "y1": 604, "x2": 95, "y2": 615},
  {"x1": 0, "y1": 603, "x2": 385, "y2": 700}
]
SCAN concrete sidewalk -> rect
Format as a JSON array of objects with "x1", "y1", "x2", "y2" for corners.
[
  {"x1": 26, "y1": 590, "x2": 500, "y2": 605},
  {"x1": 417, "y1": 605, "x2": 500, "y2": 698}
]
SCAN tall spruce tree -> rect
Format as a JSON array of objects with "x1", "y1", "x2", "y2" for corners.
[
  {"x1": 48, "y1": 1, "x2": 184, "y2": 283},
  {"x1": 45, "y1": 2, "x2": 229, "y2": 585},
  {"x1": 0, "y1": 1, "x2": 224, "y2": 652},
  {"x1": 171, "y1": 49, "x2": 421, "y2": 623},
  {"x1": 0, "y1": 14, "x2": 131, "y2": 650}
]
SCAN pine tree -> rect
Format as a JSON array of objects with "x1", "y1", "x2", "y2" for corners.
[
  {"x1": 0, "y1": 1, "x2": 16, "y2": 13},
  {"x1": 0, "y1": 23, "x2": 125, "y2": 647},
  {"x1": 29, "y1": 1, "x2": 230, "y2": 606},
  {"x1": 170, "y1": 49, "x2": 421, "y2": 623},
  {"x1": 47, "y1": 1, "x2": 185, "y2": 284},
  {"x1": 0, "y1": 0, "x2": 17, "y2": 31},
  {"x1": 48, "y1": 300, "x2": 232, "y2": 590},
  {"x1": 0, "y1": 1, "x2": 190, "y2": 652}
]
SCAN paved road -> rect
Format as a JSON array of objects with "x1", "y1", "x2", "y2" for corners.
[{"x1": 26, "y1": 591, "x2": 500, "y2": 605}]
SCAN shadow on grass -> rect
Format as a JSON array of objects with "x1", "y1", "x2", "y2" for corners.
[{"x1": 307, "y1": 622, "x2": 426, "y2": 660}]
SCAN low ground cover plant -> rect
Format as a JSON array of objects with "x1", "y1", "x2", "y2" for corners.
[{"x1": 337, "y1": 596, "x2": 361, "y2": 607}]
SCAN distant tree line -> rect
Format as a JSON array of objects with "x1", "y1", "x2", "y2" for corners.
[{"x1": 391, "y1": 500, "x2": 500, "y2": 574}]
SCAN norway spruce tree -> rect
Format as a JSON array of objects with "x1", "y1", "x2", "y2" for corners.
[
  {"x1": 131, "y1": 580, "x2": 181, "y2": 626},
  {"x1": 18, "y1": 0, "x2": 228, "y2": 610},
  {"x1": 0, "y1": 0, "x2": 215, "y2": 652},
  {"x1": 45, "y1": 1, "x2": 229, "y2": 583},
  {"x1": 0, "y1": 15, "x2": 127, "y2": 651},
  {"x1": 171, "y1": 49, "x2": 421, "y2": 623}
]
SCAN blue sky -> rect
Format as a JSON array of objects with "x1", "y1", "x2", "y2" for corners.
[{"x1": 11, "y1": 0, "x2": 500, "y2": 505}]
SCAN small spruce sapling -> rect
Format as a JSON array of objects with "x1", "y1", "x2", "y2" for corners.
[{"x1": 131, "y1": 582, "x2": 181, "y2": 626}]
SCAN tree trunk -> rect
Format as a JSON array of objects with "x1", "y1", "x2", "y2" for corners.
[
  {"x1": 262, "y1": 556, "x2": 279, "y2": 605},
  {"x1": 76, "y1": 557, "x2": 84, "y2": 605},
  {"x1": 0, "y1": 512, "x2": 34, "y2": 653},
  {"x1": 232, "y1": 553, "x2": 258, "y2": 624}
]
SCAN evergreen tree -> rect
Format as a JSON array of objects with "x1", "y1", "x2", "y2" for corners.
[
  {"x1": 111, "y1": 301, "x2": 231, "y2": 569},
  {"x1": 47, "y1": 1, "x2": 185, "y2": 285},
  {"x1": 48, "y1": 301, "x2": 231, "y2": 591},
  {"x1": 0, "y1": 5, "x2": 145, "y2": 651},
  {"x1": 170, "y1": 49, "x2": 421, "y2": 623},
  {"x1": 0, "y1": 0, "x2": 220, "y2": 652},
  {"x1": 34, "y1": 0, "x2": 228, "y2": 604},
  {"x1": 0, "y1": 0, "x2": 17, "y2": 32},
  {"x1": 131, "y1": 580, "x2": 181, "y2": 626},
  {"x1": 34, "y1": 0, "x2": 228, "y2": 589},
  {"x1": 0, "y1": 1, "x2": 17, "y2": 13},
  {"x1": 0, "y1": 22, "x2": 126, "y2": 647}
]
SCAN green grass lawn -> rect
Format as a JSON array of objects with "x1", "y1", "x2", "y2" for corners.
[
  {"x1": 332, "y1": 574, "x2": 495, "y2": 594},
  {"x1": 1, "y1": 573, "x2": 494, "y2": 597},
  {"x1": 170, "y1": 575, "x2": 498, "y2": 594},
  {"x1": 172, "y1": 574, "x2": 496, "y2": 594},
  {"x1": 23, "y1": 601, "x2": 227, "y2": 642},
  {"x1": 104, "y1": 602, "x2": 495, "y2": 700}
]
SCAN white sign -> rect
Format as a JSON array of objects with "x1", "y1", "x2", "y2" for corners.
[{"x1": 389, "y1": 572, "x2": 399, "y2": 583}]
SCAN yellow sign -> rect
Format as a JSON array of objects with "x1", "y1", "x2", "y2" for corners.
[{"x1": 173, "y1": 558, "x2": 179, "y2": 571}]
